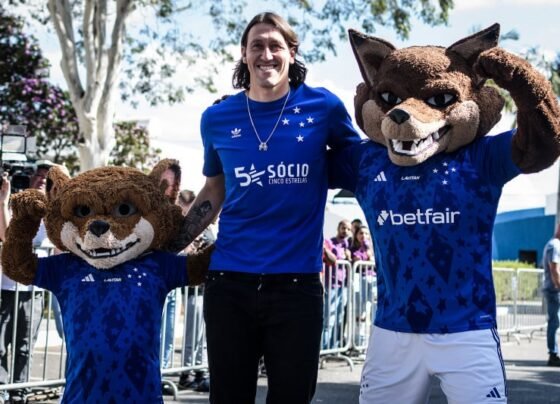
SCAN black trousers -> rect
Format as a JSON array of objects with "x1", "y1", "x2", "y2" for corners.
[
  {"x1": 204, "y1": 271, "x2": 324, "y2": 404},
  {"x1": 0, "y1": 290, "x2": 44, "y2": 385}
]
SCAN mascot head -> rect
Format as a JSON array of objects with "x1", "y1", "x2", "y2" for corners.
[
  {"x1": 43, "y1": 159, "x2": 183, "y2": 269},
  {"x1": 350, "y1": 24, "x2": 505, "y2": 166}
]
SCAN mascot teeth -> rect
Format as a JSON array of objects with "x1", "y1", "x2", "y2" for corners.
[
  {"x1": 78, "y1": 240, "x2": 140, "y2": 259},
  {"x1": 391, "y1": 126, "x2": 449, "y2": 156}
]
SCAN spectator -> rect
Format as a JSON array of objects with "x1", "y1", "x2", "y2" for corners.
[
  {"x1": 350, "y1": 225, "x2": 373, "y2": 263},
  {"x1": 177, "y1": 11, "x2": 361, "y2": 403},
  {"x1": 322, "y1": 223, "x2": 350, "y2": 350},
  {"x1": 348, "y1": 218, "x2": 363, "y2": 245},
  {"x1": 350, "y1": 226, "x2": 375, "y2": 346},
  {"x1": 543, "y1": 223, "x2": 560, "y2": 367},
  {"x1": 331, "y1": 220, "x2": 351, "y2": 261},
  {"x1": 0, "y1": 161, "x2": 53, "y2": 402}
]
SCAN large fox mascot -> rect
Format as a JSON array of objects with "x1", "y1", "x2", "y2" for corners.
[{"x1": 329, "y1": 24, "x2": 560, "y2": 403}]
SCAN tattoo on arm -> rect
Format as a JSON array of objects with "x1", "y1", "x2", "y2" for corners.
[{"x1": 166, "y1": 200, "x2": 214, "y2": 253}]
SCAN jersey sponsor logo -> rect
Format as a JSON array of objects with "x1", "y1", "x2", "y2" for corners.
[
  {"x1": 234, "y1": 164, "x2": 265, "y2": 187},
  {"x1": 234, "y1": 162, "x2": 309, "y2": 187},
  {"x1": 401, "y1": 175, "x2": 420, "y2": 181},
  {"x1": 373, "y1": 171, "x2": 387, "y2": 182},
  {"x1": 230, "y1": 128, "x2": 242, "y2": 138},
  {"x1": 81, "y1": 274, "x2": 95, "y2": 282},
  {"x1": 104, "y1": 277, "x2": 122, "y2": 283},
  {"x1": 376, "y1": 208, "x2": 461, "y2": 226}
]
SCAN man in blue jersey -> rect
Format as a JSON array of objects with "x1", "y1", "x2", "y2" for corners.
[
  {"x1": 329, "y1": 26, "x2": 560, "y2": 403},
  {"x1": 178, "y1": 12, "x2": 361, "y2": 404},
  {"x1": 543, "y1": 223, "x2": 560, "y2": 367}
]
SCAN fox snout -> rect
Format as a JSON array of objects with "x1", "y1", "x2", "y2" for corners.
[{"x1": 389, "y1": 109, "x2": 410, "y2": 125}]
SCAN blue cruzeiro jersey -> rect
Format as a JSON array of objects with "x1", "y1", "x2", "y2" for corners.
[
  {"x1": 202, "y1": 83, "x2": 361, "y2": 274},
  {"x1": 329, "y1": 130, "x2": 521, "y2": 333},
  {"x1": 34, "y1": 251, "x2": 188, "y2": 403}
]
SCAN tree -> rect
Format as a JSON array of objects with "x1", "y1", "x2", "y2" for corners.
[
  {"x1": 9, "y1": 0, "x2": 453, "y2": 171},
  {"x1": 110, "y1": 120, "x2": 161, "y2": 171},
  {"x1": 0, "y1": 8, "x2": 79, "y2": 168}
]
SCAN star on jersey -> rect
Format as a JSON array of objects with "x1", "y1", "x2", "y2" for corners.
[
  {"x1": 299, "y1": 122, "x2": 305, "y2": 128},
  {"x1": 282, "y1": 118, "x2": 289, "y2": 125},
  {"x1": 432, "y1": 161, "x2": 458, "y2": 186},
  {"x1": 296, "y1": 135, "x2": 304, "y2": 142},
  {"x1": 293, "y1": 106, "x2": 301, "y2": 114},
  {"x1": 306, "y1": 116, "x2": 314, "y2": 124}
]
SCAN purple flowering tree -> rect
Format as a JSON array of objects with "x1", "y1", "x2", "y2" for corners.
[{"x1": 0, "y1": 8, "x2": 80, "y2": 170}]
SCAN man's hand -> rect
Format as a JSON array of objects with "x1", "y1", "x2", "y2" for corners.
[{"x1": 0, "y1": 173, "x2": 11, "y2": 205}]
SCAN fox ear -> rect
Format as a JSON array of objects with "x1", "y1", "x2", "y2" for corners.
[
  {"x1": 149, "y1": 158, "x2": 181, "y2": 203},
  {"x1": 447, "y1": 23, "x2": 500, "y2": 65},
  {"x1": 349, "y1": 29, "x2": 395, "y2": 88}
]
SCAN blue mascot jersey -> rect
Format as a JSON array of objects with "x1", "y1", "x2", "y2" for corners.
[
  {"x1": 34, "y1": 251, "x2": 188, "y2": 403},
  {"x1": 202, "y1": 83, "x2": 361, "y2": 274},
  {"x1": 329, "y1": 130, "x2": 521, "y2": 333}
]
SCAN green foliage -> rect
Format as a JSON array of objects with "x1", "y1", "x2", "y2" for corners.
[
  {"x1": 11, "y1": 0, "x2": 453, "y2": 109},
  {"x1": 109, "y1": 121, "x2": 162, "y2": 171},
  {"x1": 493, "y1": 260, "x2": 536, "y2": 269},
  {"x1": 0, "y1": 7, "x2": 79, "y2": 168}
]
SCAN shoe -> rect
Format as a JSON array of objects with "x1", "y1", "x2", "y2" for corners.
[
  {"x1": 194, "y1": 377, "x2": 210, "y2": 392},
  {"x1": 258, "y1": 358, "x2": 267, "y2": 377},
  {"x1": 178, "y1": 372, "x2": 196, "y2": 390},
  {"x1": 10, "y1": 389, "x2": 26, "y2": 403},
  {"x1": 548, "y1": 353, "x2": 560, "y2": 366},
  {"x1": 161, "y1": 383, "x2": 174, "y2": 396}
]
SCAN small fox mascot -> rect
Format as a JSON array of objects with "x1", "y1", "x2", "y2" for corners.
[
  {"x1": 1, "y1": 159, "x2": 211, "y2": 403},
  {"x1": 329, "y1": 24, "x2": 560, "y2": 403}
]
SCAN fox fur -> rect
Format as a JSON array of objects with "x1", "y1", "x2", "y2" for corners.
[
  {"x1": 1, "y1": 159, "x2": 210, "y2": 285},
  {"x1": 349, "y1": 24, "x2": 560, "y2": 172}
]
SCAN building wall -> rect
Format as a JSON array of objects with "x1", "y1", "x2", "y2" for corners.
[{"x1": 493, "y1": 208, "x2": 555, "y2": 266}]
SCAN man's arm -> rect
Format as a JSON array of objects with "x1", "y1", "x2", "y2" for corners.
[
  {"x1": 0, "y1": 174, "x2": 11, "y2": 241},
  {"x1": 550, "y1": 261, "x2": 560, "y2": 290},
  {"x1": 165, "y1": 174, "x2": 225, "y2": 253}
]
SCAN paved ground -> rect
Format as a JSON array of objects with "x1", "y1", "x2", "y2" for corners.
[
  {"x1": 163, "y1": 332, "x2": 560, "y2": 403},
  {"x1": 17, "y1": 329, "x2": 560, "y2": 403}
]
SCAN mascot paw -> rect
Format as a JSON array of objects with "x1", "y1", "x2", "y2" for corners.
[
  {"x1": 187, "y1": 243, "x2": 215, "y2": 286},
  {"x1": 10, "y1": 189, "x2": 47, "y2": 221},
  {"x1": 475, "y1": 48, "x2": 525, "y2": 84}
]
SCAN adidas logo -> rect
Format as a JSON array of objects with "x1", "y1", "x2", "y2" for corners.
[
  {"x1": 374, "y1": 171, "x2": 387, "y2": 182},
  {"x1": 231, "y1": 128, "x2": 242, "y2": 138},
  {"x1": 486, "y1": 387, "x2": 501, "y2": 398},
  {"x1": 81, "y1": 274, "x2": 95, "y2": 283}
]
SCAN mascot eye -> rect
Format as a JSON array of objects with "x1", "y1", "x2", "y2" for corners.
[
  {"x1": 380, "y1": 91, "x2": 402, "y2": 106},
  {"x1": 113, "y1": 202, "x2": 138, "y2": 218},
  {"x1": 74, "y1": 205, "x2": 92, "y2": 218},
  {"x1": 426, "y1": 93, "x2": 456, "y2": 108}
]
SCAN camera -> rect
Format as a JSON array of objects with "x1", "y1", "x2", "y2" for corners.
[{"x1": 0, "y1": 125, "x2": 38, "y2": 193}]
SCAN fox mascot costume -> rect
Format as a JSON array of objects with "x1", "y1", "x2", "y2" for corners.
[
  {"x1": 1, "y1": 159, "x2": 211, "y2": 403},
  {"x1": 329, "y1": 24, "x2": 560, "y2": 403}
]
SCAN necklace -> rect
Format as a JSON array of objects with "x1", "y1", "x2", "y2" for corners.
[{"x1": 246, "y1": 89, "x2": 290, "y2": 151}]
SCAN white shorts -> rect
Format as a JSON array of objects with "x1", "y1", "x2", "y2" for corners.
[{"x1": 360, "y1": 326, "x2": 507, "y2": 404}]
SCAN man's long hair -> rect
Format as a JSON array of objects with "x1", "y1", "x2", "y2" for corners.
[{"x1": 232, "y1": 12, "x2": 307, "y2": 90}]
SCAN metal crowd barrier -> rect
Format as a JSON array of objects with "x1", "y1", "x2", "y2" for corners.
[
  {"x1": 494, "y1": 267, "x2": 547, "y2": 342},
  {"x1": 0, "y1": 259, "x2": 547, "y2": 397}
]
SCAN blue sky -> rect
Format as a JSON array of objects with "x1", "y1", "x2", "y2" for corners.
[{"x1": 33, "y1": 0, "x2": 560, "y2": 208}]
